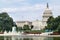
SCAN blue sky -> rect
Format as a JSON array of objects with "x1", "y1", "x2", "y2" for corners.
[{"x1": 0, "y1": 0, "x2": 60, "y2": 21}]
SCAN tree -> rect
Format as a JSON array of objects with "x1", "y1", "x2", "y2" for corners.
[
  {"x1": 53, "y1": 16, "x2": 60, "y2": 31},
  {"x1": 16, "y1": 27, "x2": 22, "y2": 32},
  {"x1": 46, "y1": 16, "x2": 60, "y2": 32},
  {"x1": 23, "y1": 25, "x2": 31, "y2": 30},
  {"x1": 46, "y1": 16, "x2": 55, "y2": 30},
  {"x1": 47, "y1": 16, "x2": 54, "y2": 24},
  {"x1": 57, "y1": 23, "x2": 60, "y2": 33},
  {"x1": 0, "y1": 12, "x2": 15, "y2": 32}
]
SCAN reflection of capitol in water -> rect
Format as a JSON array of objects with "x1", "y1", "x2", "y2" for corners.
[{"x1": 3, "y1": 36, "x2": 54, "y2": 40}]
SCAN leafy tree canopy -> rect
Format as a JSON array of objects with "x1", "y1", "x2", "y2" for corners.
[
  {"x1": 0, "y1": 12, "x2": 15, "y2": 32},
  {"x1": 23, "y1": 25, "x2": 31, "y2": 30},
  {"x1": 45, "y1": 16, "x2": 60, "y2": 32}
]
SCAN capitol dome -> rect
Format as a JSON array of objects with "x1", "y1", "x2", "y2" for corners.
[
  {"x1": 43, "y1": 3, "x2": 52, "y2": 17},
  {"x1": 42, "y1": 3, "x2": 53, "y2": 26}
]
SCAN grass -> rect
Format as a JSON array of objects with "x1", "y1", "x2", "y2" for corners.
[{"x1": 24, "y1": 29, "x2": 45, "y2": 33}]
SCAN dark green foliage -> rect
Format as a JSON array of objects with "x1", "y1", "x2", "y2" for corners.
[
  {"x1": 23, "y1": 38, "x2": 33, "y2": 40},
  {"x1": 23, "y1": 25, "x2": 31, "y2": 30},
  {"x1": 16, "y1": 27, "x2": 22, "y2": 32},
  {"x1": 0, "y1": 36, "x2": 4, "y2": 40},
  {"x1": 53, "y1": 37, "x2": 60, "y2": 40},
  {"x1": 16, "y1": 25, "x2": 34, "y2": 31},
  {"x1": 46, "y1": 16, "x2": 60, "y2": 32},
  {"x1": 57, "y1": 24, "x2": 60, "y2": 33},
  {"x1": 46, "y1": 16, "x2": 55, "y2": 30},
  {"x1": 0, "y1": 12, "x2": 14, "y2": 32}
]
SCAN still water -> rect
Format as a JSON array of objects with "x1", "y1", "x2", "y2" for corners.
[{"x1": 0, "y1": 36, "x2": 60, "y2": 40}]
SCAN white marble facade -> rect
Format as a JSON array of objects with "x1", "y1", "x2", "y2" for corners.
[{"x1": 16, "y1": 3, "x2": 53, "y2": 30}]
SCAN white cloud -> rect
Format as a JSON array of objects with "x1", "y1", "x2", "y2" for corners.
[
  {"x1": 51, "y1": 5, "x2": 60, "y2": 17},
  {"x1": 0, "y1": 4, "x2": 45, "y2": 13},
  {"x1": 19, "y1": 4, "x2": 45, "y2": 12},
  {"x1": 1, "y1": 0, "x2": 25, "y2": 2},
  {"x1": 0, "y1": 8, "x2": 17, "y2": 13},
  {"x1": 0, "y1": 4, "x2": 45, "y2": 21},
  {"x1": 0, "y1": 0, "x2": 26, "y2": 4},
  {"x1": 2, "y1": 3, "x2": 60, "y2": 21}
]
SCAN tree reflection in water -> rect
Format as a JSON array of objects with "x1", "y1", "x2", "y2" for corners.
[
  {"x1": 23, "y1": 38, "x2": 33, "y2": 40},
  {"x1": 4, "y1": 36, "x2": 33, "y2": 40},
  {"x1": 0, "y1": 36, "x2": 60, "y2": 40},
  {"x1": 0, "y1": 36, "x2": 4, "y2": 40},
  {"x1": 53, "y1": 37, "x2": 60, "y2": 40}
]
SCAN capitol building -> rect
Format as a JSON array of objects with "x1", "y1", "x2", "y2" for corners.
[{"x1": 16, "y1": 3, "x2": 53, "y2": 30}]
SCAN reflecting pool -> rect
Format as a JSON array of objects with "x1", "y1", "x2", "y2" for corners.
[{"x1": 0, "y1": 36, "x2": 60, "y2": 40}]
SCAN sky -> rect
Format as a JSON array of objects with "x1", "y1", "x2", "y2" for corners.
[{"x1": 0, "y1": 0, "x2": 60, "y2": 21}]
